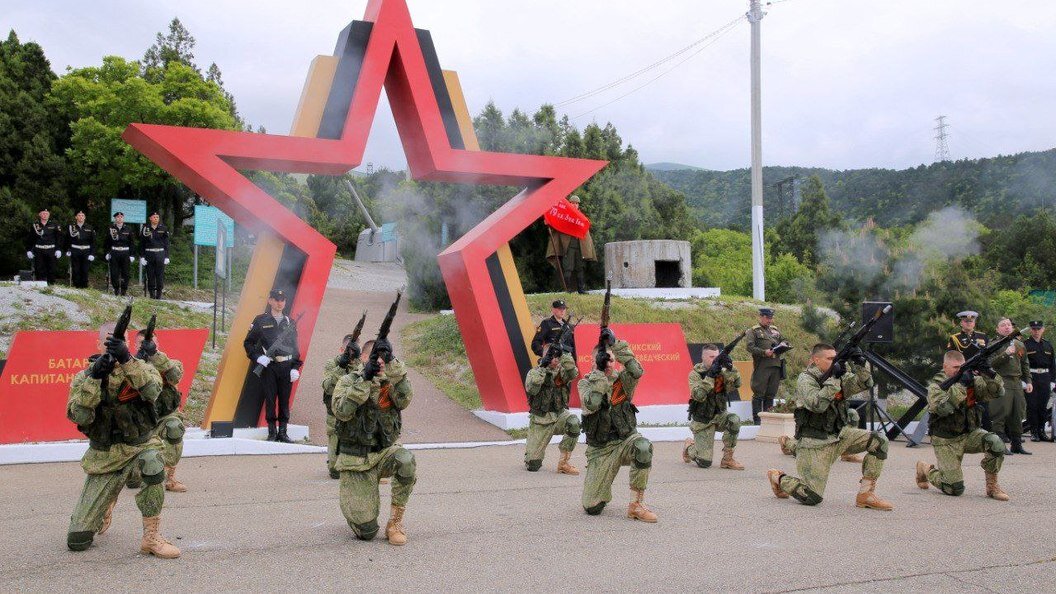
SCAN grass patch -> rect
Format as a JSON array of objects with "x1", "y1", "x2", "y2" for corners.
[
  {"x1": 505, "y1": 428, "x2": 529, "y2": 439},
  {"x1": 401, "y1": 314, "x2": 482, "y2": 409}
]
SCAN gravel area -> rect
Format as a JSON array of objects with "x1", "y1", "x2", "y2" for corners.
[{"x1": 325, "y1": 258, "x2": 407, "y2": 292}]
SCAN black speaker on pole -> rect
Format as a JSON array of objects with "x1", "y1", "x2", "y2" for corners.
[{"x1": 862, "y1": 301, "x2": 894, "y2": 343}]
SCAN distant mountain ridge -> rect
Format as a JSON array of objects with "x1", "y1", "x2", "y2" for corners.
[{"x1": 645, "y1": 162, "x2": 707, "y2": 172}]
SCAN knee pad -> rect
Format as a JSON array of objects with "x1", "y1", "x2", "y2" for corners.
[
  {"x1": 940, "y1": 481, "x2": 965, "y2": 496},
  {"x1": 584, "y1": 502, "x2": 606, "y2": 515},
  {"x1": 724, "y1": 414, "x2": 741, "y2": 434},
  {"x1": 137, "y1": 450, "x2": 165, "y2": 486},
  {"x1": 789, "y1": 485, "x2": 823, "y2": 506},
  {"x1": 565, "y1": 416, "x2": 581, "y2": 438},
  {"x1": 163, "y1": 418, "x2": 185, "y2": 443},
  {"x1": 393, "y1": 449, "x2": 416, "y2": 484},
  {"x1": 984, "y1": 433, "x2": 1005, "y2": 456},
  {"x1": 525, "y1": 459, "x2": 542, "y2": 472},
  {"x1": 632, "y1": 438, "x2": 653, "y2": 469},
  {"x1": 67, "y1": 531, "x2": 94, "y2": 551},
  {"x1": 352, "y1": 521, "x2": 379, "y2": 541},
  {"x1": 694, "y1": 458, "x2": 712, "y2": 469},
  {"x1": 867, "y1": 433, "x2": 889, "y2": 460}
]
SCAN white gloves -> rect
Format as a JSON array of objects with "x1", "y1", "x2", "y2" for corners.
[
  {"x1": 290, "y1": 369, "x2": 300, "y2": 382},
  {"x1": 26, "y1": 251, "x2": 33, "y2": 259},
  {"x1": 54, "y1": 250, "x2": 62, "y2": 258},
  {"x1": 104, "y1": 253, "x2": 110, "y2": 261},
  {"x1": 65, "y1": 251, "x2": 71, "y2": 257},
  {"x1": 256, "y1": 355, "x2": 272, "y2": 367},
  {"x1": 163, "y1": 258, "x2": 169, "y2": 265},
  {"x1": 88, "y1": 255, "x2": 95, "y2": 262},
  {"x1": 140, "y1": 257, "x2": 147, "y2": 266}
]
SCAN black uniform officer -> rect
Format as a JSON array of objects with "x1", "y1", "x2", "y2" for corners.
[
  {"x1": 26, "y1": 208, "x2": 62, "y2": 284},
  {"x1": 1024, "y1": 321, "x2": 1055, "y2": 442},
  {"x1": 65, "y1": 210, "x2": 96, "y2": 288},
  {"x1": 531, "y1": 300, "x2": 570, "y2": 357},
  {"x1": 244, "y1": 289, "x2": 303, "y2": 442},
  {"x1": 946, "y1": 310, "x2": 992, "y2": 430},
  {"x1": 140, "y1": 211, "x2": 170, "y2": 299},
  {"x1": 104, "y1": 212, "x2": 136, "y2": 295}
]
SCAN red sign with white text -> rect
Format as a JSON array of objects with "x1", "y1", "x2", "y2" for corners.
[
  {"x1": 564, "y1": 323, "x2": 693, "y2": 409},
  {"x1": 0, "y1": 329, "x2": 208, "y2": 444},
  {"x1": 544, "y1": 197, "x2": 591, "y2": 239}
]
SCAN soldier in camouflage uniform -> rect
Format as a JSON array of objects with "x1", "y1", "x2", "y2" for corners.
[
  {"x1": 322, "y1": 334, "x2": 365, "y2": 479},
  {"x1": 988, "y1": 318, "x2": 1032, "y2": 455},
  {"x1": 746, "y1": 307, "x2": 790, "y2": 424},
  {"x1": 65, "y1": 324, "x2": 180, "y2": 558},
  {"x1": 778, "y1": 406, "x2": 864, "y2": 463},
  {"x1": 332, "y1": 339, "x2": 415, "y2": 545},
  {"x1": 134, "y1": 330, "x2": 187, "y2": 492},
  {"x1": 579, "y1": 331, "x2": 656, "y2": 522},
  {"x1": 524, "y1": 340, "x2": 581, "y2": 474},
  {"x1": 767, "y1": 343, "x2": 892, "y2": 510},
  {"x1": 915, "y1": 350, "x2": 1008, "y2": 500},
  {"x1": 682, "y1": 344, "x2": 744, "y2": 470}
]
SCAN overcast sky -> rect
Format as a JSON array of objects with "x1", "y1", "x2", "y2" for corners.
[{"x1": 7, "y1": 0, "x2": 1056, "y2": 172}]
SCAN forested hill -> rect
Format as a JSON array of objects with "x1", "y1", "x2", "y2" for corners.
[{"x1": 651, "y1": 148, "x2": 1056, "y2": 230}]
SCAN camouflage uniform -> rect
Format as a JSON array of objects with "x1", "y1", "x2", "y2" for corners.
[
  {"x1": 579, "y1": 340, "x2": 650, "y2": 513},
  {"x1": 66, "y1": 358, "x2": 165, "y2": 551},
  {"x1": 777, "y1": 364, "x2": 887, "y2": 505},
  {"x1": 332, "y1": 359, "x2": 415, "y2": 541},
  {"x1": 685, "y1": 364, "x2": 742, "y2": 467},
  {"x1": 922, "y1": 372, "x2": 1005, "y2": 495},
  {"x1": 781, "y1": 407, "x2": 860, "y2": 457},
  {"x1": 523, "y1": 352, "x2": 580, "y2": 470},
  {"x1": 746, "y1": 323, "x2": 786, "y2": 423},
  {"x1": 988, "y1": 337, "x2": 1029, "y2": 442},
  {"x1": 146, "y1": 352, "x2": 184, "y2": 469},
  {"x1": 323, "y1": 355, "x2": 363, "y2": 476}
]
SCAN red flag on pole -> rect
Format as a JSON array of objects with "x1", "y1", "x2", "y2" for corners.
[{"x1": 543, "y1": 197, "x2": 591, "y2": 239}]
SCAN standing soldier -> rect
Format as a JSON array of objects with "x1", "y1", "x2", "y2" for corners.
[
  {"x1": 531, "y1": 300, "x2": 570, "y2": 356},
  {"x1": 523, "y1": 340, "x2": 580, "y2": 474},
  {"x1": 26, "y1": 207, "x2": 62, "y2": 284},
  {"x1": 914, "y1": 350, "x2": 1008, "y2": 501},
  {"x1": 544, "y1": 195, "x2": 596, "y2": 294},
  {"x1": 682, "y1": 344, "x2": 744, "y2": 470},
  {"x1": 746, "y1": 307, "x2": 790, "y2": 424},
  {"x1": 1023, "y1": 321, "x2": 1055, "y2": 442},
  {"x1": 579, "y1": 332, "x2": 656, "y2": 522},
  {"x1": 104, "y1": 212, "x2": 136, "y2": 296},
  {"x1": 988, "y1": 318, "x2": 1031, "y2": 455},
  {"x1": 767, "y1": 343, "x2": 892, "y2": 510},
  {"x1": 65, "y1": 323, "x2": 180, "y2": 558},
  {"x1": 140, "y1": 211, "x2": 170, "y2": 299},
  {"x1": 322, "y1": 333, "x2": 364, "y2": 479},
  {"x1": 332, "y1": 340, "x2": 415, "y2": 545},
  {"x1": 244, "y1": 288, "x2": 302, "y2": 442},
  {"x1": 66, "y1": 211, "x2": 96, "y2": 289},
  {"x1": 135, "y1": 329, "x2": 188, "y2": 493}
]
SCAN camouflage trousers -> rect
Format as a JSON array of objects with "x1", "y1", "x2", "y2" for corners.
[
  {"x1": 154, "y1": 413, "x2": 185, "y2": 468},
  {"x1": 67, "y1": 448, "x2": 165, "y2": 548},
  {"x1": 339, "y1": 445, "x2": 416, "y2": 540},
  {"x1": 784, "y1": 408, "x2": 860, "y2": 457},
  {"x1": 687, "y1": 412, "x2": 740, "y2": 467},
  {"x1": 990, "y1": 378, "x2": 1026, "y2": 439},
  {"x1": 927, "y1": 429, "x2": 1004, "y2": 496},
  {"x1": 581, "y1": 433, "x2": 652, "y2": 511},
  {"x1": 524, "y1": 410, "x2": 580, "y2": 466},
  {"x1": 326, "y1": 413, "x2": 338, "y2": 473},
  {"x1": 778, "y1": 427, "x2": 887, "y2": 505}
]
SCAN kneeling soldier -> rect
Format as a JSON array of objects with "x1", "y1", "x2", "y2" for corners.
[
  {"x1": 65, "y1": 324, "x2": 180, "y2": 558},
  {"x1": 915, "y1": 350, "x2": 1009, "y2": 501},
  {"x1": 332, "y1": 339, "x2": 415, "y2": 545},
  {"x1": 768, "y1": 343, "x2": 892, "y2": 510},
  {"x1": 683, "y1": 344, "x2": 743, "y2": 470},
  {"x1": 579, "y1": 330, "x2": 656, "y2": 522},
  {"x1": 135, "y1": 330, "x2": 187, "y2": 492},
  {"x1": 524, "y1": 340, "x2": 581, "y2": 474},
  {"x1": 323, "y1": 333, "x2": 364, "y2": 479},
  {"x1": 779, "y1": 407, "x2": 864, "y2": 463}
]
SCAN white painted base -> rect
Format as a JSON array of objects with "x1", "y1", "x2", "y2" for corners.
[
  {"x1": 0, "y1": 424, "x2": 316, "y2": 466},
  {"x1": 586, "y1": 287, "x2": 721, "y2": 300}
]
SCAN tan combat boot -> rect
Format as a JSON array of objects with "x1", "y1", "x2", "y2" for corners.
[
  {"x1": 720, "y1": 447, "x2": 744, "y2": 470},
  {"x1": 164, "y1": 466, "x2": 187, "y2": 493},
  {"x1": 682, "y1": 438, "x2": 693, "y2": 463},
  {"x1": 985, "y1": 472, "x2": 1009, "y2": 501},
  {"x1": 386, "y1": 505, "x2": 407, "y2": 545},
  {"x1": 627, "y1": 489, "x2": 658, "y2": 523},
  {"x1": 140, "y1": 516, "x2": 181, "y2": 559},
  {"x1": 557, "y1": 451, "x2": 580, "y2": 475},
  {"x1": 855, "y1": 478, "x2": 894, "y2": 511},
  {"x1": 840, "y1": 453, "x2": 863, "y2": 463},
  {"x1": 767, "y1": 469, "x2": 789, "y2": 498},
  {"x1": 915, "y1": 460, "x2": 932, "y2": 490},
  {"x1": 98, "y1": 499, "x2": 117, "y2": 535},
  {"x1": 778, "y1": 435, "x2": 793, "y2": 456}
]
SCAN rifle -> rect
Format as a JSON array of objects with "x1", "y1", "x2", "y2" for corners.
[
  {"x1": 596, "y1": 280, "x2": 612, "y2": 351},
  {"x1": 708, "y1": 330, "x2": 747, "y2": 375},
  {"x1": 99, "y1": 301, "x2": 134, "y2": 370},
  {"x1": 251, "y1": 311, "x2": 305, "y2": 377},
  {"x1": 542, "y1": 313, "x2": 580, "y2": 366},
  {"x1": 369, "y1": 290, "x2": 402, "y2": 359},
  {"x1": 939, "y1": 326, "x2": 1021, "y2": 390},
  {"x1": 136, "y1": 314, "x2": 157, "y2": 359},
  {"x1": 817, "y1": 304, "x2": 892, "y2": 384},
  {"x1": 350, "y1": 310, "x2": 368, "y2": 346}
]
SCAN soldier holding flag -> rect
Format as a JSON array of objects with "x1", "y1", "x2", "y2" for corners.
[{"x1": 544, "y1": 194, "x2": 596, "y2": 294}]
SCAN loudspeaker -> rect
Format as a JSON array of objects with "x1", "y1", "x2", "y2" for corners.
[
  {"x1": 862, "y1": 301, "x2": 894, "y2": 343},
  {"x1": 210, "y1": 421, "x2": 234, "y2": 438}
]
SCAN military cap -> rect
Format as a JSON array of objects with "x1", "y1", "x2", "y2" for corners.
[
  {"x1": 1029, "y1": 320, "x2": 1045, "y2": 329},
  {"x1": 38, "y1": 207, "x2": 50, "y2": 213},
  {"x1": 269, "y1": 289, "x2": 287, "y2": 300},
  {"x1": 113, "y1": 211, "x2": 124, "y2": 218},
  {"x1": 552, "y1": 299, "x2": 567, "y2": 309},
  {"x1": 568, "y1": 195, "x2": 581, "y2": 204},
  {"x1": 759, "y1": 307, "x2": 775, "y2": 317},
  {"x1": 149, "y1": 211, "x2": 160, "y2": 217},
  {"x1": 956, "y1": 310, "x2": 979, "y2": 320}
]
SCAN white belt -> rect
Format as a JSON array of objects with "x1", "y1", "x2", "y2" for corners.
[
  {"x1": 146, "y1": 248, "x2": 165, "y2": 252},
  {"x1": 71, "y1": 245, "x2": 91, "y2": 250},
  {"x1": 34, "y1": 244, "x2": 55, "y2": 249},
  {"x1": 1030, "y1": 368, "x2": 1052, "y2": 374},
  {"x1": 274, "y1": 355, "x2": 292, "y2": 363},
  {"x1": 110, "y1": 246, "x2": 129, "y2": 251}
]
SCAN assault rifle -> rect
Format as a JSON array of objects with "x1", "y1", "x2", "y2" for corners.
[
  {"x1": 94, "y1": 301, "x2": 133, "y2": 377},
  {"x1": 817, "y1": 304, "x2": 892, "y2": 384},
  {"x1": 705, "y1": 330, "x2": 747, "y2": 377},
  {"x1": 939, "y1": 326, "x2": 1021, "y2": 390},
  {"x1": 251, "y1": 311, "x2": 304, "y2": 377},
  {"x1": 135, "y1": 314, "x2": 157, "y2": 359},
  {"x1": 596, "y1": 280, "x2": 613, "y2": 352},
  {"x1": 370, "y1": 289, "x2": 402, "y2": 360},
  {"x1": 542, "y1": 313, "x2": 580, "y2": 366},
  {"x1": 337, "y1": 311, "x2": 368, "y2": 368}
]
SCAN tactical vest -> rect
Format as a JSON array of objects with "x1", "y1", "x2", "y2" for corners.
[
  {"x1": 794, "y1": 397, "x2": 848, "y2": 440},
  {"x1": 529, "y1": 372, "x2": 569, "y2": 416},
  {"x1": 688, "y1": 376, "x2": 726, "y2": 423},
  {"x1": 155, "y1": 382, "x2": 181, "y2": 418},
  {"x1": 80, "y1": 377, "x2": 160, "y2": 450},
  {"x1": 335, "y1": 385, "x2": 401, "y2": 457},
  {"x1": 583, "y1": 379, "x2": 638, "y2": 447},
  {"x1": 928, "y1": 386, "x2": 982, "y2": 439}
]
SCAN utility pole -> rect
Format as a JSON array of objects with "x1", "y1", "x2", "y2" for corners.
[
  {"x1": 748, "y1": 0, "x2": 766, "y2": 300},
  {"x1": 934, "y1": 116, "x2": 950, "y2": 162}
]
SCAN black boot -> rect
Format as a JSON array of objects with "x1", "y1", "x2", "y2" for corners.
[
  {"x1": 575, "y1": 267, "x2": 587, "y2": 295},
  {"x1": 276, "y1": 423, "x2": 293, "y2": 443},
  {"x1": 266, "y1": 422, "x2": 277, "y2": 441},
  {"x1": 1011, "y1": 435, "x2": 1032, "y2": 455}
]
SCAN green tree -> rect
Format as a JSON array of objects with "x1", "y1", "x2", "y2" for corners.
[{"x1": 773, "y1": 175, "x2": 841, "y2": 266}]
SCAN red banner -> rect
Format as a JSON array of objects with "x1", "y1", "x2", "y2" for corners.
[
  {"x1": 543, "y1": 197, "x2": 591, "y2": 239},
  {"x1": 564, "y1": 323, "x2": 693, "y2": 408},
  {"x1": 0, "y1": 329, "x2": 208, "y2": 444}
]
